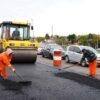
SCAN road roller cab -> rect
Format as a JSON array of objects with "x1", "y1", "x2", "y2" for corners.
[{"x1": 0, "y1": 21, "x2": 39, "y2": 63}]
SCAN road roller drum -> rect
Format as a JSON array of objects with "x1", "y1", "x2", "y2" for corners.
[{"x1": 11, "y1": 48, "x2": 37, "y2": 63}]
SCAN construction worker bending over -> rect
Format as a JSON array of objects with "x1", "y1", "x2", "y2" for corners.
[
  {"x1": 81, "y1": 49, "x2": 97, "y2": 77},
  {"x1": 0, "y1": 48, "x2": 15, "y2": 79}
]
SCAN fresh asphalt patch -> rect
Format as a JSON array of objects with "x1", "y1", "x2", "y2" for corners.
[
  {"x1": 55, "y1": 71, "x2": 100, "y2": 90},
  {"x1": 0, "y1": 78, "x2": 31, "y2": 91},
  {"x1": 0, "y1": 79, "x2": 22, "y2": 91},
  {"x1": 37, "y1": 62, "x2": 100, "y2": 90}
]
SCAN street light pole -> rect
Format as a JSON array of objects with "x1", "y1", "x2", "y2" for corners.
[
  {"x1": 97, "y1": 34, "x2": 99, "y2": 49},
  {"x1": 51, "y1": 24, "x2": 53, "y2": 37}
]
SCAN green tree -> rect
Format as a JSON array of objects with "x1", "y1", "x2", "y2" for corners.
[
  {"x1": 77, "y1": 35, "x2": 88, "y2": 45},
  {"x1": 53, "y1": 35, "x2": 68, "y2": 45},
  {"x1": 67, "y1": 34, "x2": 77, "y2": 44},
  {"x1": 77, "y1": 33, "x2": 100, "y2": 48},
  {"x1": 87, "y1": 33, "x2": 94, "y2": 47},
  {"x1": 36, "y1": 37, "x2": 45, "y2": 42},
  {"x1": 45, "y1": 33, "x2": 50, "y2": 40}
]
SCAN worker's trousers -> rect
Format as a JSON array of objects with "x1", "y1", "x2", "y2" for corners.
[
  {"x1": 0, "y1": 65, "x2": 8, "y2": 79},
  {"x1": 89, "y1": 60, "x2": 97, "y2": 76}
]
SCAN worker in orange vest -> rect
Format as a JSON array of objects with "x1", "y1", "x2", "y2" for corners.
[
  {"x1": 81, "y1": 49, "x2": 97, "y2": 77},
  {"x1": 0, "y1": 48, "x2": 15, "y2": 79}
]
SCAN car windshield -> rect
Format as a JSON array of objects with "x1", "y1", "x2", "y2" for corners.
[
  {"x1": 39, "y1": 43, "x2": 45, "y2": 48},
  {"x1": 96, "y1": 49, "x2": 100, "y2": 53},
  {"x1": 81, "y1": 46, "x2": 97, "y2": 53},
  {"x1": 10, "y1": 25, "x2": 30, "y2": 40},
  {"x1": 50, "y1": 45, "x2": 63, "y2": 50},
  {"x1": 2, "y1": 24, "x2": 30, "y2": 40}
]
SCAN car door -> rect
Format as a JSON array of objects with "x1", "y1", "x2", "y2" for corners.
[
  {"x1": 67, "y1": 46, "x2": 75, "y2": 61},
  {"x1": 45, "y1": 45, "x2": 51, "y2": 57},
  {"x1": 73, "y1": 47, "x2": 82, "y2": 63},
  {"x1": 42, "y1": 45, "x2": 47, "y2": 57}
]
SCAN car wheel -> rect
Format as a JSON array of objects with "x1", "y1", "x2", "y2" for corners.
[
  {"x1": 65, "y1": 56, "x2": 70, "y2": 63},
  {"x1": 42, "y1": 53, "x2": 45, "y2": 57},
  {"x1": 49, "y1": 54, "x2": 53, "y2": 60},
  {"x1": 81, "y1": 60, "x2": 87, "y2": 67}
]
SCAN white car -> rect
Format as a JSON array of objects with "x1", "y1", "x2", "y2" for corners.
[{"x1": 65, "y1": 45, "x2": 100, "y2": 67}]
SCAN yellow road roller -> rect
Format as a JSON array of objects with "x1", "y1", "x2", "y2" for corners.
[{"x1": 0, "y1": 21, "x2": 39, "y2": 63}]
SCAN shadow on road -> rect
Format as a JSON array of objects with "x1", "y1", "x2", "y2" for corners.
[{"x1": 55, "y1": 72, "x2": 100, "y2": 90}]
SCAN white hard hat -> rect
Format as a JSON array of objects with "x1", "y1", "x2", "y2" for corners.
[{"x1": 6, "y1": 48, "x2": 13, "y2": 55}]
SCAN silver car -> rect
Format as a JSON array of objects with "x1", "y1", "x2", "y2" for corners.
[
  {"x1": 65, "y1": 45, "x2": 100, "y2": 67},
  {"x1": 37, "y1": 42, "x2": 46, "y2": 55}
]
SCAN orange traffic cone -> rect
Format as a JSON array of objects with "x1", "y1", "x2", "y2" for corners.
[{"x1": 53, "y1": 49, "x2": 62, "y2": 67}]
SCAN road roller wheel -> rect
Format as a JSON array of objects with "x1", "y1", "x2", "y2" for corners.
[
  {"x1": 33, "y1": 56, "x2": 37, "y2": 64},
  {"x1": 11, "y1": 49, "x2": 37, "y2": 63},
  {"x1": 0, "y1": 45, "x2": 3, "y2": 53}
]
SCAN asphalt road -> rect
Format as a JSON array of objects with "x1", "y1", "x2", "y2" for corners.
[{"x1": 0, "y1": 61, "x2": 100, "y2": 100}]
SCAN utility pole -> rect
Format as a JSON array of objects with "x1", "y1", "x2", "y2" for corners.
[
  {"x1": 51, "y1": 24, "x2": 53, "y2": 37},
  {"x1": 97, "y1": 34, "x2": 99, "y2": 49}
]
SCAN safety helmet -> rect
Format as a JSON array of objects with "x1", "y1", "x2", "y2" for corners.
[{"x1": 6, "y1": 48, "x2": 13, "y2": 55}]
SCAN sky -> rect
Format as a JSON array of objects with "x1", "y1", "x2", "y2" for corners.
[{"x1": 0, "y1": 0, "x2": 100, "y2": 37}]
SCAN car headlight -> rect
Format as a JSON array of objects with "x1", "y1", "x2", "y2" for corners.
[
  {"x1": 97, "y1": 57, "x2": 100, "y2": 60},
  {"x1": 30, "y1": 44, "x2": 35, "y2": 46},
  {"x1": 20, "y1": 43, "x2": 24, "y2": 46},
  {"x1": 9, "y1": 43, "x2": 14, "y2": 46}
]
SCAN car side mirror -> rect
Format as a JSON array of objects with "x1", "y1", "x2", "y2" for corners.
[
  {"x1": 77, "y1": 51, "x2": 82, "y2": 54},
  {"x1": 47, "y1": 48, "x2": 50, "y2": 51},
  {"x1": 31, "y1": 26, "x2": 34, "y2": 30}
]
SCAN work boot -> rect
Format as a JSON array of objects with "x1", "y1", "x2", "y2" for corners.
[
  {"x1": 89, "y1": 75, "x2": 95, "y2": 78},
  {"x1": 0, "y1": 75, "x2": 3, "y2": 79},
  {"x1": 0, "y1": 71, "x2": 3, "y2": 79},
  {"x1": 0, "y1": 75, "x2": 6, "y2": 80},
  {"x1": 0, "y1": 73, "x2": 7, "y2": 80}
]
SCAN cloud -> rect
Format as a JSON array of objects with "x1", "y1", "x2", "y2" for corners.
[{"x1": 0, "y1": 0, "x2": 100, "y2": 36}]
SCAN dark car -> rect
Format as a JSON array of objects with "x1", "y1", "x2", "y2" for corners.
[{"x1": 42, "y1": 44, "x2": 65, "y2": 59}]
